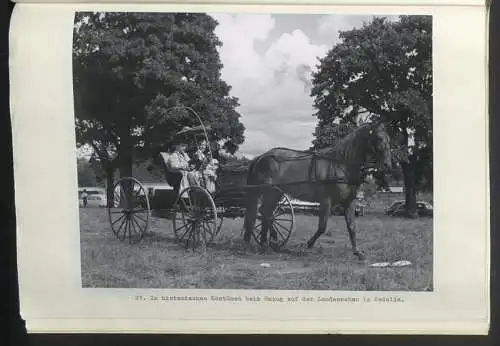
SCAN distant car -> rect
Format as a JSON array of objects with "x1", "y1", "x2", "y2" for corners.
[
  {"x1": 80, "y1": 194, "x2": 107, "y2": 208},
  {"x1": 386, "y1": 200, "x2": 433, "y2": 217},
  {"x1": 385, "y1": 200, "x2": 405, "y2": 215}
]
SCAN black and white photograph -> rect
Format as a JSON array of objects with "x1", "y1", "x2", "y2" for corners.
[{"x1": 73, "y1": 11, "x2": 433, "y2": 291}]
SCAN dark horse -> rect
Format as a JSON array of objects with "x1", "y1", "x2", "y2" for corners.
[{"x1": 242, "y1": 121, "x2": 392, "y2": 260}]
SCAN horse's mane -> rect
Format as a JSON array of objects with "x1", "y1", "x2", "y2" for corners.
[{"x1": 318, "y1": 122, "x2": 374, "y2": 164}]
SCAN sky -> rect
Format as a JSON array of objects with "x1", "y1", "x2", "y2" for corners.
[
  {"x1": 76, "y1": 13, "x2": 399, "y2": 161},
  {"x1": 209, "y1": 13, "x2": 393, "y2": 158}
]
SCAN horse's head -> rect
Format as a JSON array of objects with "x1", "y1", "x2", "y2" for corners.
[{"x1": 367, "y1": 121, "x2": 392, "y2": 173}]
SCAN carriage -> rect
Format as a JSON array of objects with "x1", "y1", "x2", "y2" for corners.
[
  {"x1": 107, "y1": 107, "x2": 295, "y2": 251},
  {"x1": 107, "y1": 106, "x2": 393, "y2": 260}
]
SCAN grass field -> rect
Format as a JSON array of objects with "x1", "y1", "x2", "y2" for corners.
[{"x1": 80, "y1": 200, "x2": 433, "y2": 291}]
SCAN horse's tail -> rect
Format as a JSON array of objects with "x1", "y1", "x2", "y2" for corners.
[
  {"x1": 243, "y1": 155, "x2": 262, "y2": 242},
  {"x1": 246, "y1": 156, "x2": 260, "y2": 185}
]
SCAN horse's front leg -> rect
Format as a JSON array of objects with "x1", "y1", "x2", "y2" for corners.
[
  {"x1": 243, "y1": 191, "x2": 259, "y2": 244},
  {"x1": 345, "y1": 200, "x2": 365, "y2": 261},
  {"x1": 307, "y1": 197, "x2": 331, "y2": 248}
]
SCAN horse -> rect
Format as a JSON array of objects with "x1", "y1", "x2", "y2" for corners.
[{"x1": 242, "y1": 120, "x2": 392, "y2": 260}]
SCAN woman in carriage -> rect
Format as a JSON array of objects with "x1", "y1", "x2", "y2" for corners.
[
  {"x1": 164, "y1": 137, "x2": 199, "y2": 196},
  {"x1": 164, "y1": 128, "x2": 219, "y2": 196}
]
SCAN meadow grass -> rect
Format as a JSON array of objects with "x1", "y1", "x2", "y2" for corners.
[{"x1": 80, "y1": 204, "x2": 433, "y2": 291}]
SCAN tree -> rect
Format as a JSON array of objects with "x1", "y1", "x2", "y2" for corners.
[
  {"x1": 310, "y1": 122, "x2": 356, "y2": 150},
  {"x1": 76, "y1": 123, "x2": 118, "y2": 203},
  {"x1": 73, "y1": 12, "x2": 245, "y2": 204},
  {"x1": 310, "y1": 15, "x2": 432, "y2": 217},
  {"x1": 77, "y1": 158, "x2": 99, "y2": 186}
]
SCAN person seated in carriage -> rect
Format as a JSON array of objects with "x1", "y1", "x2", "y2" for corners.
[
  {"x1": 191, "y1": 138, "x2": 219, "y2": 194},
  {"x1": 164, "y1": 138, "x2": 200, "y2": 196}
]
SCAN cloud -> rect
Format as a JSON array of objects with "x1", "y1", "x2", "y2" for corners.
[
  {"x1": 317, "y1": 14, "x2": 399, "y2": 45},
  {"x1": 212, "y1": 14, "x2": 329, "y2": 157},
  {"x1": 212, "y1": 13, "x2": 275, "y2": 84},
  {"x1": 210, "y1": 13, "x2": 405, "y2": 157}
]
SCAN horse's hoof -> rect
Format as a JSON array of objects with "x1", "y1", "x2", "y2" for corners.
[
  {"x1": 269, "y1": 242, "x2": 279, "y2": 252},
  {"x1": 354, "y1": 250, "x2": 366, "y2": 261},
  {"x1": 294, "y1": 242, "x2": 307, "y2": 255},
  {"x1": 296, "y1": 242, "x2": 306, "y2": 249},
  {"x1": 243, "y1": 242, "x2": 255, "y2": 252}
]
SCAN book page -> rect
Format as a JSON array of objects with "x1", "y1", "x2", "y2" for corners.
[
  {"x1": 10, "y1": 0, "x2": 489, "y2": 6},
  {"x1": 9, "y1": 0, "x2": 490, "y2": 334}
]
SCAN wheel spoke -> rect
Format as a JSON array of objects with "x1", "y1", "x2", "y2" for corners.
[
  {"x1": 271, "y1": 224, "x2": 286, "y2": 242},
  {"x1": 172, "y1": 186, "x2": 216, "y2": 251},
  {"x1": 131, "y1": 216, "x2": 145, "y2": 235},
  {"x1": 186, "y1": 193, "x2": 193, "y2": 209},
  {"x1": 269, "y1": 225, "x2": 278, "y2": 241},
  {"x1": 108, "y1": 178, "x2": 150, "y2": 243},
  {"x1": 258, "y1": 222, "x2": 267, "y2": 244},
  {"x1": 129, "y1": 217, "x2": 138, "y2": 241},
  {"x1": 273, "y1": 208, "x2": 288, "y2": 218},
  {"x1": 178, "y1": 221, "x2": 194, "y2": 241},
  {"x1": 128, "y1": 216, "x2": 134, "y2": 237},
  {"x1": 119, "y1": 216, "x2": 129, "y2": 237},
  {"x1": 116, "y1": 215, "x2": 128, "y2": 236},
  {"x1": 272, "y1": 217, "x2": 292, "y2": 222},
  {"x1": 133, "y1": 213, "x2": 147, "y2": 224},
  {"x1": 174, "y1": 219, "x2": 193, "y2": 232},
  {"x1": 111, "y1": 213, "x2": 126, "y2": 226},
  {"x1": 186, "y1": 223, "x2": 195, "y2": 249},
  {"x1": 274, "y1": 220, "x2": 290, "y2": 234},
  {"x1": 201, "y1": 220, "x2": 214, "y2": 239},
  {"x1": 248, "y1": 188, "x2": 294, "y2": 249},
  {"x1": 179, "y1": 198, "x2": 191, "y2": 214},
  {"x1": 200, "y1": 225, "x2": 208, "y2": 245}
]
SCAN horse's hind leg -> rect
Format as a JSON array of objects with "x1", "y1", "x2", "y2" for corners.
[
  {"x1": 261, "y1": 189, "x2": 282, "y2": 249},
  {"x1": 243, "y1": 189, "x2": 260, "y2": 243},
  {"x1": 306, "y1": 197, "x2": 331, "y2": 248},
  {"x1": 344, "y1": 199, "x2": 365, "y2": 261}
]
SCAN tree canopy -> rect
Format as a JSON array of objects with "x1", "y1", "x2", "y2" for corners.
[
  {"x1": 73, "y1": 12, "x2": 245, "y2": 176},
  {"x1": 310, "y1": 15, "x2": 432, "y2": 215},
  {"x1": 77, "y1": 158, "x2": 101, "y2": 186}
]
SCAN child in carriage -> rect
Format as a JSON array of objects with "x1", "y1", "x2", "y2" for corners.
[{"x1": 192, "y1": 138, "x2": 219, "y2": 194}]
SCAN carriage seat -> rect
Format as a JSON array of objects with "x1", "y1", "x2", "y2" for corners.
[
  {"x1": 158, "y1": 152, "x2": 183, "y2": 191},
  {"x1": 159, "y1": 152, "x2": 176, "y2": 173}
]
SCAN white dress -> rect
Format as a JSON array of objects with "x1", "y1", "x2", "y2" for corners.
[
  {"x1": 195, "y1": 150, "x2": 218, "y2": 193},
  {"x1": 166, "y1": 151, "x2": 200, "y2": 196}
]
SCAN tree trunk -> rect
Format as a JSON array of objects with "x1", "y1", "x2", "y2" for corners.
[
  {"x1": 118, "y1": 131, "x2": 134, "y2": 208},
  {"x1": 105, "y1": 165, "x2": 115, "y2": 208},
  {"x1": 118, "y1": 126, "x2": 134, "y2": 178},
  {"x1": 119, "y1": 151, "x2": 133, "y2": 178},
  {"x1": 402, "y1": 157, "x2": 418, "y2": 218}
]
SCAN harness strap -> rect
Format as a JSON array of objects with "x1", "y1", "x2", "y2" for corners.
[{"x1": 308, "y1": 154, "x2": 315, "y2": 182}]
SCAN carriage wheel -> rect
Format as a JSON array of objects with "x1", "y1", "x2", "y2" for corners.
[
  {"x1": 251, "y1": 186, "x2": 295, "y2": 250},
  {"x1": 215, "y1": 206, "x2": 225, "y2": 236},
  {"x1": 107, "y1": 177, "x2": 151, "y2": 244},
  {"x1": 172, "y1": 185, "x2": 217, "y2": 252}
]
